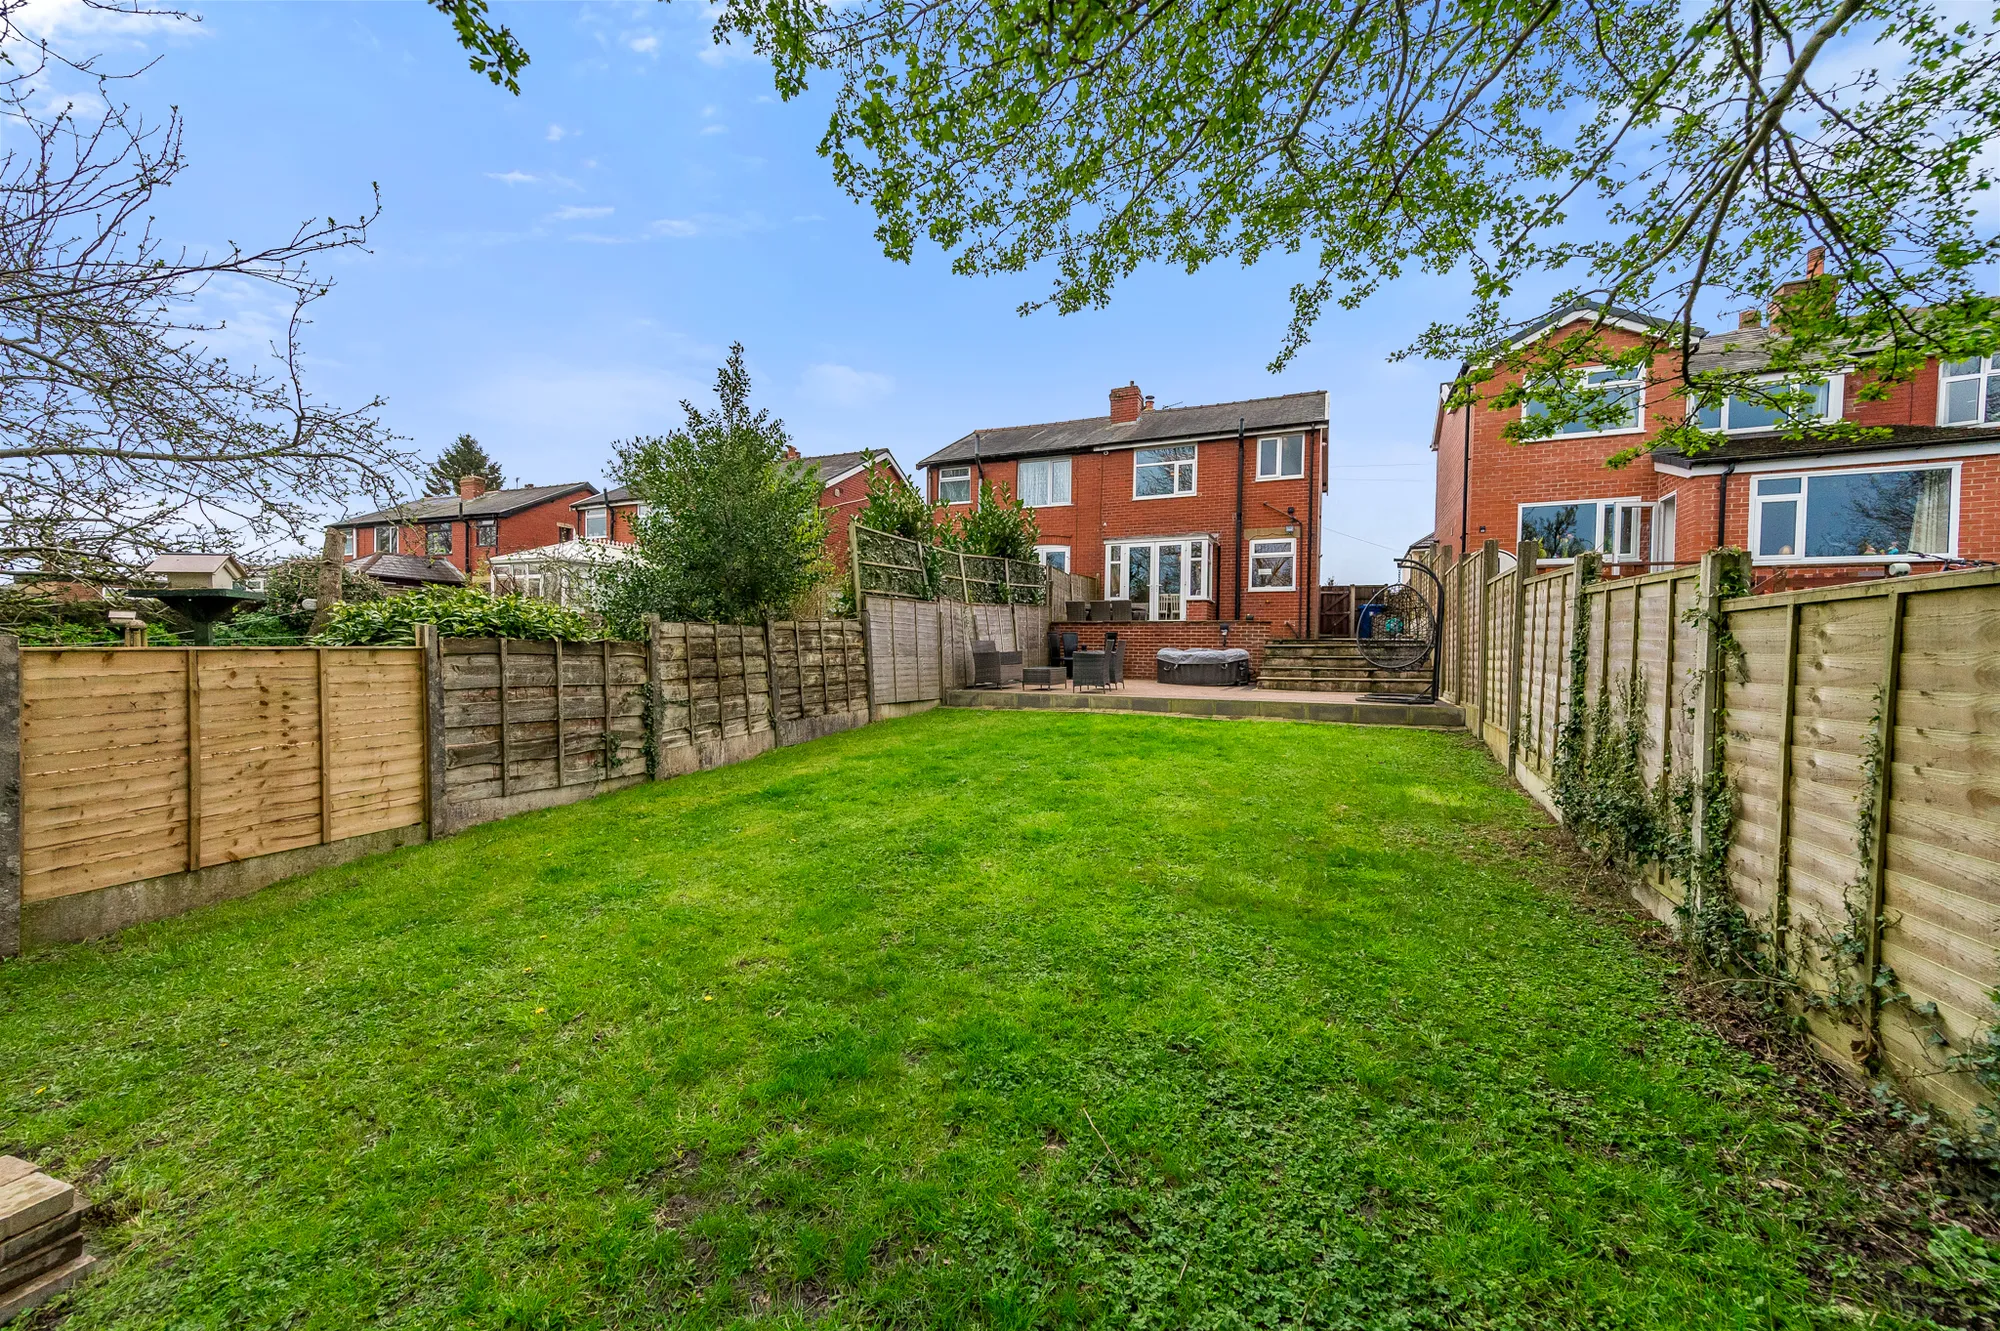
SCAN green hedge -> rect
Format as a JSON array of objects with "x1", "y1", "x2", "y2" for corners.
[{"x1": 311, "y1": 587, "x2": 600, "y2": 646}]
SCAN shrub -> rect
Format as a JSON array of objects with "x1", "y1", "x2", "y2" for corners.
[
  {"x1": 312, "y1": 586, "x2": 598, "y2": 646},
  {"x1": 945, "y1": 480, "x2": 1040, "y2": 561},
  {"x1": 263, "y1": 557, "x2": 388, "y2": 631}
]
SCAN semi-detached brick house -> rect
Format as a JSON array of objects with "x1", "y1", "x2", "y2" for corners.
[
  {"x1": 1433, "y1": 272, "x2": 2000, "y2": 591},
  {"x1": 331, "y1": 476, "x2": 599, "y2": 587},
  {"x1": 917, "y1": 384, "x2": 1330, "y2": 637},
  {"x1": 568, "y1": 450, "x2": 908, "y2": 571}
]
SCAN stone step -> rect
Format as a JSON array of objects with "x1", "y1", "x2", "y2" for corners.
[
  {"x1": 1258, "y1": 676, "x2": 1433, "y2": 693},
  {"x1": 1256, "y1": 665, "x2": 1432, "y2": 682}
]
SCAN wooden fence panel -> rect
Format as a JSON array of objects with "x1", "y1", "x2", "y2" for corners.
[
  {"x1": 17, "y1": 647, "x2": 427, "y2": 908},
  {"x1": 1721, "y1": 604, "x2": 1791, "y2": 953}
]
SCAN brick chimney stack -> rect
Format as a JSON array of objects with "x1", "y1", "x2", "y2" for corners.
[
  {"x1": 1738, "y1": 308, "x2": 1762, "y2": 329},
  {"x1": 459, "y1": 474, "x2": 487, "y2": 500},
  {"x1": 1806, "y1": 245, "x2": 1825, "y2": 278},
  {"x1": 784, "y1": 445, "x2": 801, "y2": 460},
  {"x1": 1110, "y1": 381, "x2": 1143, "y2": 423}
]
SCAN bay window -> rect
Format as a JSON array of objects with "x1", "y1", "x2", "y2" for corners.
[
  {"x1": 1751, "y1": 466, "x2": 1955, "y2": 561},
  {"x1": 1105, "y1": 537, "x2": 1211, "y2": 620},
  {"x1": 1257, "y1": 434, "x2": 1305, "y2": 480},
  {"x1": 1133, "y1": 445, "x2": 1196, "y2": 497},
  {"x1": 1017, "y1": 457, "x2": 1072, "y2": 507},
  {"x1": 1941, "y1": 357, "x2": 2000, "y2": 425},
  {"x1": 1249, "y1": 539, "x2": 1296, "y2": 591},
  {"x1": 937, "y1": 465, "x2": 972, "y2": 505}
]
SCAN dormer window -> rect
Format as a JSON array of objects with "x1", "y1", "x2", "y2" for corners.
[
  {"x1": 1941, "y1": 357, "x2": 2000, "y2": 425},
  {"x1": 1693, "y1": 378, "x2": 1835, "y2": 432}
]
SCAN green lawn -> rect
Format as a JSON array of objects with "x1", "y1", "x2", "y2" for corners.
[{"x1": 0, "y1": 709, "x2": 1947, "y2": 1328}]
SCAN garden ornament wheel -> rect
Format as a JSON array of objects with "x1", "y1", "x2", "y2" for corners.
[{"x1": 1358, "y1": 558, "x2": 1444, "y2": 704}]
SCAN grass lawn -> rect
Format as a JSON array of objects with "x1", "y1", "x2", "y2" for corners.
[{"x1": 0, "y1": 709, "x2": 1962, "y2": 1328}]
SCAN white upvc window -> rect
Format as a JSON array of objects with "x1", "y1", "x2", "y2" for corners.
[
  {"x1": 937, "y1": 465, "x2": 972, "y2": 505},
  {"x1": 375, "y1": 524, "x2": 398, "y2": 554},
  {"x1": 1941, "y1": 357, "x2": 2000, "y2": 425},
  {"x1": 584, "y1": 508, "x2": 609, "y2": 541},
  {"x1": 1248, "y1": 538, "x2": 1296, "y2": 591},
  {"x1": 1256, "y1": 434, "x2": 1306, "y2": 480},
  {"x1": 1523, "y1": 365, "x2": 1646, "y2": 436},
  {"x1": 1017, "y1": 457, "x2": 1072, "y2": 507},
  {"x1": 1750, "y1": 464, "x2": 1957, "y2": 562},
  {"x1": 1034, "y1": 544, "x2": 1070, "y2": 572},
  {"x1": 1104, "y1": 537, "x2": 1210, "y2": 619},
  {"x1": 1517, "y1": 497, "x2": 1648, "y2": 561},
  {"x1": 1691, "y1": 376, "x2": 1839, "y2": 432},
  {"x1": 341, "y1": 528, "x2": 356, "y2": 558},
  {"x1": 1133, "y1": 445, "x2": 1196, "y2": 498}
]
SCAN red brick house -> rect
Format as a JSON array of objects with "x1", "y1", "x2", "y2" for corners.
[
  {"x1": 332, "y1": 477, "x2": 599, "y2": 587},
  {"x1": 918, "y1": 384, "x2": 1330, "y2": 636},
  {"x1": 569, "y1": 451, "x2": 908, "y2": 571},
  {"x1": 1433, "y1": 288, "x2": 2000, "y2": 590}
]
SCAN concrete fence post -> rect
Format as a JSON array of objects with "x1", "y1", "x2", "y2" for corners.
[{"x1": 0, "y1": 633, "x2": 19, "y2": 959}]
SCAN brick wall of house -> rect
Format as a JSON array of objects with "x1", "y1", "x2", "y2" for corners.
[
  {"x1": 822, "y1": 460, "x2": 900, "y2": 572},
  {"x1": 351, "y1": 487, "x2": 594, "y2": 577},
  {"x1": 1435, "y1": 321, "x2": 1998, "y2": 583},
  {"x1": 933, "y1": 432, "x2": 1326, "y2": 637},
  {"x1": 1052, "y1": 620, "x2": 1278, "y2": 681}
]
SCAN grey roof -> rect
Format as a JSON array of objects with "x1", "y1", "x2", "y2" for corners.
[
  {"x1": 798, "y1": 451, "x2": 869, "y2": 485},
  {"x1": 337, "y1": 483, "x2": 597, "y2": 527},
  {"x1": 145, "y1": 553, "x2": 245, "y2": 574},
  {"x1": 347, "y1": 553, "x2": 467, "y2": 585},
  {"x1": 1510, "y1": 300, "x2": 1703, "y2": 344},
  {"x1": 918, "y1": 391, "x2": 1330, "y2": 468},
  {"x1": 573, "y1": 486, "x2": 634, "y2": 510},
  {"x1": 1652, "y1": 422, "x2": 1999, "y2": 467}
]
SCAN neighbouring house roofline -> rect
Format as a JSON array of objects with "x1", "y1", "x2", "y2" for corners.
[
  {"x1": 917, "y1": 391, "x2": 1330, "y2": 469},
  {"x1": 337, "y1": 483, "x2": 597, "y2": 528},
  {"x1": 1501, "y1": 300, "x2": 1697, "y2": 355},
  {"x1": 346, "y1": 552, "x2": 468, "y2": 585},
  {"x1": 572, "y1": 486, "x2": 635, "y2": 511}
]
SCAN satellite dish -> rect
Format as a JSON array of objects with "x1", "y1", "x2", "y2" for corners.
[{"x1": 1358, "y1": 559, "x2": 1444, "y2": 702}]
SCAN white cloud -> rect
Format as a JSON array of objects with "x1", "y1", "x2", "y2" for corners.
[
  {"x1": 802, "y1": 363, "x2": 895, "y2": 409},
  {"x1": 625, "y1": 32, "x2": 660, "y2": 55},
  {"x1": 487, "y1": 170, "x2": 539, "y2": 186},
  {"x1": 553, "y1": 205, "x2": 614, "y2": 221},
  {"x1": 699, "y1": 124, "x2": 727, "y2": 136},
  {"x1": 650, "y1": 217, "x2": 703, "y2": 239},
  {"x1": 546, "y1": 124, "x2": 570, "y2": 142}
]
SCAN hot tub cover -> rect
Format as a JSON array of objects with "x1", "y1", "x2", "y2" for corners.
[{"x1": 1156, "y1": 647, "x2": 1251, "y2": 665}]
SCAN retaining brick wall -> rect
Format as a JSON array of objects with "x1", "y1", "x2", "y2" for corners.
[{"x1": 1051, "y1": 620, "x2": 1280, "y2": 681}]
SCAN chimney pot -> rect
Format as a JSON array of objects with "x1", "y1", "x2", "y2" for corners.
[
  {"x1": 459, "y1": 474, "x2": 487, "y2": 500},
  {"x1": 1109, "y1": 381, "x2": 1144, "y2": 423},
  {"x1": 1738, "y1": 308, "x2": 1762, "y2": 329},
  {"x1": 1142, "y1": 395, "x2": 1155, "y2": 412}
]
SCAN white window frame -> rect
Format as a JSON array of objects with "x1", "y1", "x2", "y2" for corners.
[
  {"x1": 1521, "y1": 365, "x2": 1647, "y2": 438},
  {"x1": 1748, "y1": 461, "x2": 1961, "y2": 564},
  {"x1": 1033, "y1": 544, "x2": 1070, "y2": 571},
  {"x1": 1255, "y1": 434, "x2": 1306, "y2": 481},
  {"x1": 341, "y1": 528, "x2": 356, "y2": 558},
  {"x1": 1652, "y1": 493, "x2": 1677, "y2": 564},
  {"x1": 1939, "y1": 356, "x2": 2000, "y2": 426},
  {"x1": 1017, "y1": 457, "x2": 1072, "y2": 508},
  {"x1": 583, "y1": 508, "x2": 609, "y2": 541},
  {"x1": 1103, "y1": 537, "x2": 1212, "y2": 618},
  {"x1": 1132, "y1": 445, "x2": 1197, "y2": 499},
  {"x1": 1689, "y1": 373, "x2": 1843, "y2": 433},
  {"x1": 1515, "y1": 497, "x2": 1647, "y2": 563},
  {"x1": 375, "y1": 524, "x2": 398, "y2": 555},
  {"x1": 1248, "y1": 538, "x2": 1297, "y2": 592},
  {"x1": 937, "y1": 465, "x2": 973, "y2": 505}
]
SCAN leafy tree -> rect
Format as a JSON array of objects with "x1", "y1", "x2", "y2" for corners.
[
  {"x1": 312, "y1": 585, "x2": 596, "y2": 646},
  {"x1": 0, "y1": 0, "x2": 412, "y2": 582},
  {"x1": 856, "y1": 450, "x2": 941, "y2": 541},
  {"x1": 422, "y1": 434, "x2": 508, "y2": 498},
  {"x1": 434, "y1": 1, "x2": 2000, "y2": 452},
  {"x1": 946, "y1": 482, "x2": 1040, "y2": 562},
  {"x1": 594, "y1": 344, "x2": 830, "y2": 633},
  {"x1": 262, "y1": 556, "x2": 389, "y2": 632}
]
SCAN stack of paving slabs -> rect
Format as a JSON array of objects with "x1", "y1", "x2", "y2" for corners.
[{"x1": 0, "y1": 1157, "x2": 94, "y2": 1324}]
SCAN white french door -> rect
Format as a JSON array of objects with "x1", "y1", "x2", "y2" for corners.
[{"x1": 1105, "y1": 538, "x2": 1210, "y2": 621}]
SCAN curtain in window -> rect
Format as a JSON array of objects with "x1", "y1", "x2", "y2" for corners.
[{"x1": 1909, "y1": 469, "x2": 1951, "y2": 553}]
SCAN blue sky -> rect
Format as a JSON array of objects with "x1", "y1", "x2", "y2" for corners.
[{"x1": 42, "y1": 0, "x2": 1480, "y2": 581}]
